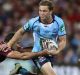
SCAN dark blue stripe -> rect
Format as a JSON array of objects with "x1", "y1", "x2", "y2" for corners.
[
  {"x1": 32, "y1": 19, "x2": 39, "y2": 30},
  {"x1": 58, "y1": 34, "x2": 66, "y2": 36}
]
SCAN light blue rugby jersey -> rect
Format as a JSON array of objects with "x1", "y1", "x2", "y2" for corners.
[{"x1": 23, "y1": 15, "x2": 66, "y2": 52}]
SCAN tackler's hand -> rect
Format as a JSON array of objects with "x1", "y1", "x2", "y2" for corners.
[
  {"x1": 48, "y1": 49, "x2": 60, "y2": 55},
  {"x1": 0, "y1": 41, "x2": 11, "y2": 51}
]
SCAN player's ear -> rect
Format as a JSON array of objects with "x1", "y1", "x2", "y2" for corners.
[{"x1": 50, "y1": 10, "x2": 53, "y2": 15}]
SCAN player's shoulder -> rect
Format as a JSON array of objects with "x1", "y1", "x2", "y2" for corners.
[
  {"x1": 29, "y1": 16, "x2": 39, "y2": 23},
  {"x1": 54, "y1": 15, "x2": 64, "y2": 24}
]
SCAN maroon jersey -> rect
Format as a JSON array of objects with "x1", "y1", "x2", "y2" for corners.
[
  {"x1": 0, "y1": 41, "x2": 12, "y2": 62},
  {"x1": 0, "y1": 48, "x2": 12, "y2": 57},
  {"x1": 0, "y1": 48, "x2": 12, "y2": 62}
]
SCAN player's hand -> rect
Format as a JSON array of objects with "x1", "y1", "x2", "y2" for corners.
[
  {"x1": 38, "y1": 49, "x2": 50, "y2": 56},
  {"x1": 0, "y1": 41, "x2": 7, "y2": 51},
  {"x1": 48, "y1": 49, "x2": 60, "y2": 55},
  {"x1": 0, "y1": 41, "x2": 11, "y2": 51}
]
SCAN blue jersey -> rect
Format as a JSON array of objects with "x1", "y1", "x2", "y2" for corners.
[{"x1": 23, "y1": 15, "x2": 66, "y2": 52}]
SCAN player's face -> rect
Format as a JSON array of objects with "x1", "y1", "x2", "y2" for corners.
[{"x1": 39, "y1": 6, "x2": 52, "y2": 21}]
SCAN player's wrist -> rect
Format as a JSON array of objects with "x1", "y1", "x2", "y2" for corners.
[
  {"x1": 48, "y1": 49, "x2": 60, "y2": 55},
  {"x1": 7, "y1": 42, "x2": 12, "y2": 48},
  {"x1": 37, "y1": 50, "x2": 48, "y2": 56}
]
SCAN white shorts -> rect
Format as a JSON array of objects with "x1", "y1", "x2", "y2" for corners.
[{"x1": 0, "y1": 58, "x2": 37, "y2": 75}]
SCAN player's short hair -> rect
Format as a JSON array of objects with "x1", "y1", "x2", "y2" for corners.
[{"x1": 39, "y1": 0, "x2": 54, "y2": 11}]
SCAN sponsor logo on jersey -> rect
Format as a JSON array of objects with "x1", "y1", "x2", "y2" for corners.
[{"x1": 60, "y1": 24, "x2": 65, "y2": 32}]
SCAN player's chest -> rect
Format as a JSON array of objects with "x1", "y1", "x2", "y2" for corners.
[{"x1": 33, "y1": 22, "x2": 58, "y2": 36}]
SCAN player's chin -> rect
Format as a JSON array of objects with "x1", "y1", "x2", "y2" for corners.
[{"x1": 40, "y1": 16, "x2": 45, "y2": 19}]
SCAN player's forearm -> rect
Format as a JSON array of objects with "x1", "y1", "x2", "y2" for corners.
[
  {"x1": 10, "y1": 51, "x2": 47, "y2": 60},
  {"x1": 57, "y1": 38, "x2": 66, "y2": 52},
  {"x1": 20, "y1": 52, "x2": 38, "y2": 59},
  {"x1": 7, "y1": 50, "x2": 48, "y2": 60},
  {"x1": 7, "y1": 28, "x2": 24, "y2": 47},
  {"x1": 7, "y1": 51, "x2": 31, "y2": 60},
  {"x1": 21, "y1": 50, "x2": 49, "y2": 59},
  {"x1": 37, "y1": 50, "x2": 49, "y2": 56}
]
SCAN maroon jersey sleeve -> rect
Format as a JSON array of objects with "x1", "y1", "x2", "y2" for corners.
[
  {"x1": 0, "y1": 48, "x2": 12, "y2": 57},
  {"x1": 0, "y1": 48, "x2": 12, "y2": 62}
]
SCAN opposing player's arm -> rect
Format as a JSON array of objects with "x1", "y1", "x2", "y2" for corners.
[
  {"x1": 7, "y1": 28, "x2": 25, "y2": 48},
  {"x1": 7, "y1": 51, "x2": 36, "y2": 60},
  {"x1": 7, "y1": 50, "x2": 49, "y2": 60},
  {"x1": 7, "y1": 18, "x2": 33, "y2": 48},
  {"x1": 7, "y1": 18, "x2": 34, "y2": 48}
]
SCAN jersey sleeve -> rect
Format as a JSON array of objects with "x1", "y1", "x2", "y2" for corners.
[
  {"x1": 23, "y1": 19, "x2": 33, "y2": 32},
  {"x1": 0, "y1": 49, "x2": 12, "y2": 57},
  {"x1": 58, "y1": 19, "x2": 66, "y2": 36}
]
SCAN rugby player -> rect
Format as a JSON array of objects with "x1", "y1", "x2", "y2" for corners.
[
  {"x1": 0, "y1": 1, "x2": 66, "y2": 75},
  {"x1": 0, "y1": 41, "x2": 49, "y2": 60}
]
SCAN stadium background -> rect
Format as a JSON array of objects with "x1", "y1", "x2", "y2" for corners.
[{"x1": 0, "y1": 0, "x2": 80, "y2": 75}]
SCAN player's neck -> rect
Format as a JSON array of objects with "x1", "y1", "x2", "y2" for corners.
[{"x1": 41, "y1": 16, "x2": 53, "y2": 24}]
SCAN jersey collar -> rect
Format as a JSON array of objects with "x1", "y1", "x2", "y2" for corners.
[{"x1": 38, "y1": 15, "x2": 55, "y2": 23}]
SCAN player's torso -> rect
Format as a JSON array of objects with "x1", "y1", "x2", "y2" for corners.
[
  {"x1": 32, "y1": 20, "x2": 59, "y2": 52},
  {"x1": 33, "y1": 22, "x2": 58, "y2": 38}
]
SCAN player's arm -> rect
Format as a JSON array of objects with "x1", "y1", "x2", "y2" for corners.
[
  {"x1": 7, "y1": 18, "x2": 34, "y2": 48},
  {"x1": 48, "y1": 19, "x2": 67, "y2": 55},
  {"x1": 0, "y1": 19, "x2": 33, "y2": 51},
  {"x1": 7, "y1": 28, "x2": 25, "y2": 48},
  {"x1": 7, "y1": 50, "x2": 49, "y2": 60},
  {"x1": 57, "y1": 35, "x2": 66, "y2": 52}
]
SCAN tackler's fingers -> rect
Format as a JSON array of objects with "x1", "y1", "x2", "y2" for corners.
[{"x1": 0, "y1": 43, "x2": 8, "y2": 51}]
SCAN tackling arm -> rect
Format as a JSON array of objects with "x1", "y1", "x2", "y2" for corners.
[
  {"x1": 7, "y1": 50, "x2": 49, "y2": 60},
  {"x1": 7, "y1": 28, "x2": 25, "y2": 48}
]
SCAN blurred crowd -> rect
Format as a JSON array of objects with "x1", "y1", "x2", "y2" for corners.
[{"x1": 0, "y1": 0, "x2": 80, "y2": 65}]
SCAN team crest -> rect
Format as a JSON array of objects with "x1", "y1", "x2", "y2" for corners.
[{"x1": 60, "y1": 24, "x2": 65, "y2": 32}]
